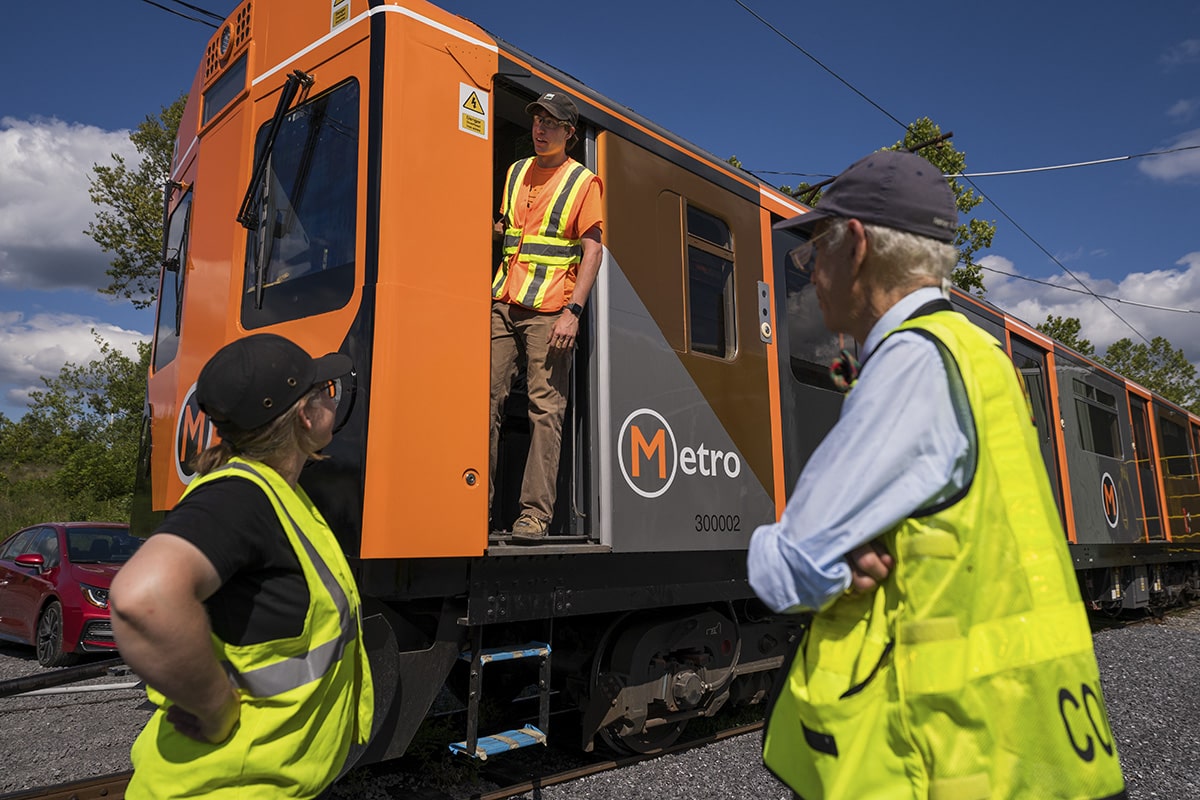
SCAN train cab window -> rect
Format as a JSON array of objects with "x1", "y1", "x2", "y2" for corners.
[
  {"x1": 241, "y1": 79, "x2": 359, "y2": 327},
  {"x1": 773, "y1": 225, "x2": 847, "y2": 391},
  {"x1": 153, "y1": 189, "x2": 192, "y2": 371},
  {"x1": 1073, "y1": 378, "x2": 1122, "y2": 458},
  {"x1": 685, "y1": 205, "x2": 735, "y2": 359}
]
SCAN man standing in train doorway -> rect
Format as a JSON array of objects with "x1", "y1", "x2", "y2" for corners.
[
  {"x1": 489, "y1": 91, "x2": 603, "y2": 541},
  {"x1": 748, "y1": 150, "x2": 1127, "y2": 799}
]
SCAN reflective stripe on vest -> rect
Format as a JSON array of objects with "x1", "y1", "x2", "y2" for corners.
[
  {"x1": 492, "y1": 157, "x2": 593, "y2": 309},
  {"x1": 219, "y1": 461, "x2": 357, "y2": 697}
]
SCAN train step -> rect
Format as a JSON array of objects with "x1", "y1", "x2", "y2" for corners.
[
  {"x1": 452, "y1": 636, "x2": 552, "y2": 760},
  {"x1": 458, "y1": 642, "x2": 550, "y2": 664},
  {"x1": 448, "y1": 725, "x2": 547, "y2": 760}
]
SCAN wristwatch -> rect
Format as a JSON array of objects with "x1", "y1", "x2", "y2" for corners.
[{"x1": 565, "y1": 302, "x2": 584, "y2": 317}]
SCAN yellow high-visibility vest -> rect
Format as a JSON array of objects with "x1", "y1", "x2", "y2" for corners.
[
  {"x1": 492, "y1": 157, "x2": 596, "y2": 311},
  {"x1": 128, "y1": 458, "x2": 374, "y2": 799},
  {"x1": 763, "y1": 309, "x2": 1126, "y2": 800}
]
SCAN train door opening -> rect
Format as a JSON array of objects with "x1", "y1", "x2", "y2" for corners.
[
  {"x1": 1130, "y1": 397, "x2": 1165, "y2": 541},
  {"x1": 487, "y1": 81, "x2": 593, "y2": 537},
  {"x1": 1010, "y1": 337, "x2": 1063, "y2": 512},
  {"x1": 770, "y1": 223, "x2": 850, "y2": 490}
]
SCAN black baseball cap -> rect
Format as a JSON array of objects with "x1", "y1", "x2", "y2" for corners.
[
  {"x1": 775, "y1": 150, "x2": 958, "y2": 242},
  {"x1": 525, "y1": 91, "x2": 578, "y2": 127},
  {"x1": 196, "y1": 333, "x2": 352, "y2": 434}
]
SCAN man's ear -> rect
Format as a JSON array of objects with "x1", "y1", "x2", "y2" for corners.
[
  {"x1": 296, "y1": 400, "x2": 314, "y2": 431},
  {"x1": 846, "y1": 218, "x2": 869, "y2": 276}
]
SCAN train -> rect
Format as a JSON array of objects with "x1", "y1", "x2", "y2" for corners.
[{"x1": 132, "y1": 0, "x2": 1200, "y2": 765}]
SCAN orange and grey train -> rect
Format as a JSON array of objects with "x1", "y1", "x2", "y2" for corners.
[{"x1": 136, "y1": 0, "x2": 1200, "y2": 762}]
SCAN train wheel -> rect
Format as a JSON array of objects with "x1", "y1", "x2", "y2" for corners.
[{"x1": 587, "y1": 614, "x2": 688, "y2": 755}]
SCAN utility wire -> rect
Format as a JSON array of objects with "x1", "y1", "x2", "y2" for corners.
[
  {"x1": 981, "y1": 266, "x2": 1200, "y2": 315},
  {"x1": 135, "y1": 0, "x2": 220, "y2": 28},
  {"x1": 166, "y1": 0, "x2": 226, "y2": 22},
  {"x1": 732, "y1": 0, "x2": 1154, "y2": 345},
  {"x1": 752, "y1": 143, "x2": 1200, "y2": 180}
]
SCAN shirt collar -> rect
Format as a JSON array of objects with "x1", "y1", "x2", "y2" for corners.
[{"x1": 861, "y1": 286, "x2": 949, "y2": 360}]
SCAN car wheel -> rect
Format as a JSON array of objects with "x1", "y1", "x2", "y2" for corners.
[{"x1": 36, "y1": 601, "x2": 78, "y2": 668}]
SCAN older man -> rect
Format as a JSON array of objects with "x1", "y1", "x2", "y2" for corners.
[{"x1": 749, "y1": 150, "x2": 1126, "y2": 799}]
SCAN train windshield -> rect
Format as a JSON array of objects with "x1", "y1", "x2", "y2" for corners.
[{"x1": 241, "y1": 79, "x2": 360, "y2": 327}]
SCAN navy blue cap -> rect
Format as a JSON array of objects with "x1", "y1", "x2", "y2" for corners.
[{"x1": 775, "y1": 150, "x2": 958, "y2": 242}]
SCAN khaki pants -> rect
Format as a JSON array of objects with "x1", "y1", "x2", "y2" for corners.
[{"x1": 489, "y1": 301, "x2": 571, "y2": 525}]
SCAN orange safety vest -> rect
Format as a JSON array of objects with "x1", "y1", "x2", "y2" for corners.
[{"x1": 492, "y1": 157, "x2": 597, "y2": 311}]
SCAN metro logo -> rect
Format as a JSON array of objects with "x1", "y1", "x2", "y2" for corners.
[
  {"x1": 617, "y1": 407, "x2": 743, "y2": 499},
  {"x1": 1101, "y1": 472, "x2": 1119, "y2": 529},
  {"x1": 174, "y1": 383, "x2": 219, "y2": 485},
  {"x1": 619, "y1": 409, "x2": 677, "y2": 498}
]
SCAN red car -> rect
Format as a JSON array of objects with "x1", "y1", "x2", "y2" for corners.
[{"x1": 0, "y1": 522, "x2": 141, "y2": 667}]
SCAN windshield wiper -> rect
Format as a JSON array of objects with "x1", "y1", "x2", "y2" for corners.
[{"x1": 236, "y1": 69, "x2": 313, "y2": 307}]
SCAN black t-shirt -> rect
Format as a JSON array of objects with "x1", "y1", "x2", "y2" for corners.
[{"x1": 152, "y1": 477, "x2": 309, "y2": 645}]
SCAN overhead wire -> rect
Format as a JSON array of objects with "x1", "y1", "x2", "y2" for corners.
[
  {"x1": 732, "y1": 0, "x2": 1161, "y2": 344},
  {"x1": 981, "y1": 266, "x2": 1200, "y2": 315},
  {"x1": 135, "y1": 0, "x2": 220, "y2": 28}
]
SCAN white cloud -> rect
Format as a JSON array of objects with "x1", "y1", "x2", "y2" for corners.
[
  {"x1": 1138, "y1": 128, "x2": 1200, "y2": 181},
  {"x1": 0, "y1": 117, "x2": 139, "y2": 291},
  {"x1": 1161, "y1": 39, "x2": 1200, "y2": 68},
  {"x1": 1168, "y1": 98, "x2": 1198, "y2": 120},
  {"x1": 985, "y1": 253, "x2": 1200, "y2": 366},
  {"x1": 0, "y1": 311, "x2": 146, "y2": 419}
]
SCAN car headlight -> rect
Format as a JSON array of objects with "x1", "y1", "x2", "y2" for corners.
[{"x1": 81, "y1": 584, "x2": 109, "y2": 609}]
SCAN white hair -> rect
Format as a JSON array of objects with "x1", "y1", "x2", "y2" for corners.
[{"x1": 822, "y1": 218, "x2": 959, "y2": 289}]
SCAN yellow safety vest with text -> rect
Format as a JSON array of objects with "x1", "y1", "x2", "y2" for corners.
[
  {"x1": 127, "y1": 458, "x2": 374, "y2": 799},
  {"x1": 492, "y1": 156, "x2": 595, "y2": 311},
  {"x1": 763, "y1": 309, "x2": 1126, "y2": 800}
]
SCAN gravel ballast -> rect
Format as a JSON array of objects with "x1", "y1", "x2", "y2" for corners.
[{"x1": 1, "y1": 609, "x2": 1197, "y2": 798}]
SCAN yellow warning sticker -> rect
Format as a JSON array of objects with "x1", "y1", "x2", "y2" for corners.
[
  {"x1": 458, "y1": 83, "x2": 489, "y2": 140},
  {"x1": 463, "y1": 91, "x2": 485, "y2": 115},
  {"x1": 331, "y1": 0, "x2": 350, "y2": 30}
]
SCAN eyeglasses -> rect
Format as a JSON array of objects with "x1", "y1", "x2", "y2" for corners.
[
  {"x1": 532, "y1": 114, "x2": 571, "y2": 131},
  {"x1": 316, "y1": 378, "x2": 342, "y2": 406},
  {"x1": 785, "y1": 229, "x2": 833, "y2": 275}
]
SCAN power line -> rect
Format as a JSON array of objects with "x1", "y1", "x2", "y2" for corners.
[
  {"x1": 981, "y1": 266, "x2": 1200, "y2": 315},
  {"x1": 167, "y1": 0, "x2": 226, "y2": 22},
  {"x1": 751, "y1": 143, "x2": 1200, "y2": 180},
  {"x1": 135, "y1": 0, "x2": 220, "y2": 28},
  {"x1": 732, "y1": 0, "x2": 1154, "y2": 344}
]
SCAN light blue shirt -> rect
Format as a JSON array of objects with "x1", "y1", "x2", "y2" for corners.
[{"x1": 747, "y1": 287, "x2": 974, "y2": 613}]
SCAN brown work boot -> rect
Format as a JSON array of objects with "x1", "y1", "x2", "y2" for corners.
[{"x1": 511, "y1": 514, "x2": 549, "y2": 542}]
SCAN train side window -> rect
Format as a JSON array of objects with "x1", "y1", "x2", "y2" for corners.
[
  {"x1": 773, "y1": 226, "x2": 847, "y2": 391},
  {"x1": 685, "y1": 205, "x2": 735, "y2": 359},
  {"x1": 242, "y1": 79, "x2": 359, "y2": 327},
  {"x1": 1072, "y1": 378, "x2": 1122, "y2": 458},
  {"x1": 1157, "y1": 415, "x2": 1193, "y2": 477},
  {"x1": 153, "y1": 189, "x2": 192, "y2": 371}
]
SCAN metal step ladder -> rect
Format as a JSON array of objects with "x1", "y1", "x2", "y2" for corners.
[{"x1": 448, "y1": 630, "x2": 551, "y2": 760}]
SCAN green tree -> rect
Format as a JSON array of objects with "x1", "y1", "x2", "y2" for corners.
[
  {"x1": 1036, "y1": 314, "x2": 1095, "y2": 357},
  {"x1": 86, "y1": 94, "x2": 186, "y2": 309},
  {"x1": 743, "y1": 118, "x2": 996, "y2": 296},
  {"x1": 0, "y1": 336, "x2": 150, "y2": 529},
  {"x1": 1100, "y1": 337, "x2": 1200, "y2": 414}
]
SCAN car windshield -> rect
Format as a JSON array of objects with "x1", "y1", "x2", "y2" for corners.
[{"x1": 66, "y1": 528, "x2": 141, "y2": 564}]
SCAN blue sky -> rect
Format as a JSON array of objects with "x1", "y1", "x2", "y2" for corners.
[{"x1": 1, "y1": 1, "x2": 1197, "y2": 421}]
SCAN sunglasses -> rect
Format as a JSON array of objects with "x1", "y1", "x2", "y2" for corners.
[
  {"x1": 316, "y1": 378, "x2": 342, "y2": 406},
  {"x1": 785, "y1": 228, "x2": 833, "y2": 274}
]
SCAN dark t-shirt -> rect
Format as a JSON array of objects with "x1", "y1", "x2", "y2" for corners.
[{"x1": 152, "y1": 477, "x2": 309, "y2": 645}]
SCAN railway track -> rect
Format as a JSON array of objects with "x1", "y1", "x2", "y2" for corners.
[{"x1": 0, "y1": 721, "x2": 765, "y2": 800}]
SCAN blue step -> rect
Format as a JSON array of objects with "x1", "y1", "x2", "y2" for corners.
[
  {"x1": 458, "y1": 642, "x2": 550, "y2": 664},
  {"x1": 449, "y1": 725, "x2": 546, "y2": 760}
]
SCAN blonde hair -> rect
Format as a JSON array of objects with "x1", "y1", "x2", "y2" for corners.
[{"x1": 192, "y1": 386, "x2": 329, "y2": 475}]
